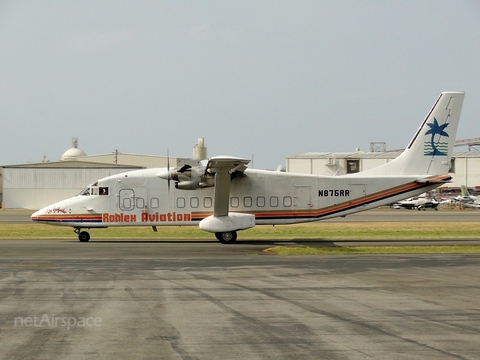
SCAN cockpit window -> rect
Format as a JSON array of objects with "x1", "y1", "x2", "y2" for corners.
[
  {"x1": 77, "y1": 187, "x2": 90, "y2": 196},
  {"x1": 76, "y1": 182, "x2": 99, "y2": 196}
]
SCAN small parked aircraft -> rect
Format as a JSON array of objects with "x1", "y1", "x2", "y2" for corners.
[
  {"x1": 392, "y1": 194, "x2": 439, "y2": 210},
  {"x1": 456, "y1": 185, "x2": 480, "y2": 208},
  {"x1": 31, "y1": 92, "x2": 465, "y2": 243}
]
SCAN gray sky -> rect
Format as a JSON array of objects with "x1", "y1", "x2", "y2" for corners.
[{"x1": 1, "y1": 1, "x2": 479, "y2": 169}]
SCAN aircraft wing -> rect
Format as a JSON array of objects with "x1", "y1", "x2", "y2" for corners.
[
  {"x1": 464, "y1": 202, "x2": 480, "y2": 209},
  {"x1": 204, "y1": 156, "x2": 250, "y2": 217}
]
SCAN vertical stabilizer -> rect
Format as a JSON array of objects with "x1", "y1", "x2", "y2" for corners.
[
  {"x1": 363, "y1": 92, "x2": 464, "y2": 176},
  {"x1": 460, "y1": 185, "x2": 470, "y2": 198}
]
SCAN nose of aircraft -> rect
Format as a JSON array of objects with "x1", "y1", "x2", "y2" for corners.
[{"x1": 31, "y1": 209, "x2": 43, "y2": 222}]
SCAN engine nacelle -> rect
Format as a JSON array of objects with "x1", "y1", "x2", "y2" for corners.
[
  {"x1": 199, "y1": 213, "x2": 255, "y2": 233},
  {"x1": 175, "y1": 180, "x2": 202, "y2": 190},
  {"x1": 157, "y1": 165, "x2": 214, "y2": 190}
]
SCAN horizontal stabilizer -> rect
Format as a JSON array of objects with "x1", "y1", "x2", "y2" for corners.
[{"x1": 414, "y1": 174, "x2": 452, "y2": 184}]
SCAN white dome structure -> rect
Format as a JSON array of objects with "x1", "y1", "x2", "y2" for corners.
[{"x1": 61, "y1": 137, "x2": 86, "y2": 160}]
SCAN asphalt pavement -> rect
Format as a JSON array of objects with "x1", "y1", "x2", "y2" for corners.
[{"x1": 1, "y1": 237, "x2": 480, "y2": 359}]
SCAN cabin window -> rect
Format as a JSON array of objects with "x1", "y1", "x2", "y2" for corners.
[
  {"x1": 270, "y1": 196, "x2": 278, "y2": 207},
  {"x1": 150, "y1": 198, "x2": 159, "y2": 209},
  {"x1": 136, "y1": 197, "x2": 145, "y2": 209},
  {"x1": 346, "y1": 159, "x2": 360, "y2": 174},
  {"x1": 204, "y1": 197, "x2": 212, "y2": 208},
  {"x1": 177, "y1": 197, "x2": 185, "y2": 208},
  {"x1": 122, "y1": 198, "x2": 132, "y2": 210},
  {"x1": 283, "y1": 196, "x2": 292, "y2": 207},
  {"x1": 231, "y1": 197, "x2": 239, "y2": 208},
  {"x1": 244, "y1": 197, "x2": 252, "y2": 207},
  {"x1": 257, "y1": 196, "x2": 265, "y2": 207},
  {"x1": 190, "y1": 197, "x2": 199, "y2": 208}
]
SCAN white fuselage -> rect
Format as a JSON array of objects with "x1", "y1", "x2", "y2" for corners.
[{"x1": 31, "y1": 167, "x2": 440, "y2": 228}]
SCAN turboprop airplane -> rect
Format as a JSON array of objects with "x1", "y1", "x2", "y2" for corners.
[
  {"x1": 392, "y1": 194, "x2": 439, "y2": 210},
  {"x1": 456, "y1": 185, "x2": 480, "y2": 208},
  {"x1": 456, "y1": 185, "x2": 478, "y2": 204},
  {"x1": 31, "y1": 91, "x2": 465, "y2": 243}
]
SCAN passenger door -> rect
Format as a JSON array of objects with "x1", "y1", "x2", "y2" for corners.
[{"x1": 118, "y1": 188, "x2": 147, "y2": 212}]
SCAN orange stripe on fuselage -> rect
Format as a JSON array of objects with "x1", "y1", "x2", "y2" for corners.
[{"x1": 193, "y1": 179, "x2": 429, "y2": 221}]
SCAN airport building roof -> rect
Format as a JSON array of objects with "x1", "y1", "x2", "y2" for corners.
[{"x1": 289, "y1": 150, "x2": 480, "y2": 160}]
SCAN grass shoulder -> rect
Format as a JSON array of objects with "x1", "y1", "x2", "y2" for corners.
[
  {"x1": 264, "y1": 245, "x2": 480, "y2": 255},
  {"x1": 0, "y1": 221, "x2": 479, "y2": 240}
]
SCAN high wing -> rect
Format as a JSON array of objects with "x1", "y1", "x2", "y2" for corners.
[
  {"x1": 199, "y1": 156, "x2": 255, "y2": 242},
  {"x1": 203, "y1": 156, "x2": 250, "y2": 217}
]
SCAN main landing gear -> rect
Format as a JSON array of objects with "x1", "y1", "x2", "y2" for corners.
[
  {"x1": 74, "y1": 228, "x2": 90, "y2": 242},
  {"x1": 73, "y1": 227, "x2": 238, "y2": 244},
  {"x1": 215, "y1": 231, "x2": 237, "y2": 244}
]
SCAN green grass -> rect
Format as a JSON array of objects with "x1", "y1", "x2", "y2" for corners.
[
  {"x1": 265, "y1": 245, "x2": 480, "y2": 255},
  {"x1": 1, "y1": 221, "x2": 480, "y2": 240}
]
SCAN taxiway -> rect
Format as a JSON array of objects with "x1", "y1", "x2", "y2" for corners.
[{"x1": 1, "y1": 237, "x2": 480, "y2": 359}]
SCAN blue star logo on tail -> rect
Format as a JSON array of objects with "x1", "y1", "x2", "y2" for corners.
[{"x1": 424, "y1": 118, "x2": 449, "y2": 156}]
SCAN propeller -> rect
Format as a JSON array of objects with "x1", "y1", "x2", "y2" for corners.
[
  {"x1": 157, "y1": 157, "x2": 210, "y2": 190},
  {"x1": 167, "y1": 150, "x2": 171, "y2": 193}
]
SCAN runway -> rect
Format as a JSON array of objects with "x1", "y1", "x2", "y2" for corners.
[{"x1": 1, "y1": 238, "x2": 480, "y2": 359}]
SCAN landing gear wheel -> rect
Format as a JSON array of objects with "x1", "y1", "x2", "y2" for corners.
[
  {"x1": 215, "y1": 231, "x2": 237, "y2": 244},
  {"x1": 78, "y1": 231, "x2": 90, "y2": 242}
]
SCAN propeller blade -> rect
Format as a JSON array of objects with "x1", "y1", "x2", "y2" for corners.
[{"x1": 167, "y1": 150, "x2": 171, "y2": 192}]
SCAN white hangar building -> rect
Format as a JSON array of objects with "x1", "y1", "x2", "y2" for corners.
[
  {"x1": 286, "y1": 140, "x2": 480, "y2": 190},
  {"x1": 2, "y1": 162, "x2": 143, "y2": 210},
  {"x1": 2, "y1": 137, "x2": 480, "y2": 210},
  {"x1": 0, "y1": 138, "x2": 205, "y2": 210}
]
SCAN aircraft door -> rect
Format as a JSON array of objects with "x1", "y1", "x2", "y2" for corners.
[
  {"x1": 119, "y1": 189, "x2": 134, "y2": 211},
  {"x1": 118, "y1": 188, "x2": 147, "y2": 212},
  {"x1": 294, "y1": 186, "x2": 312, "y2": 214}
]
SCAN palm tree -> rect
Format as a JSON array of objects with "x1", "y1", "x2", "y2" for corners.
[{"x1": 425, "y1": 117, "x2": 449, "y2": 156}]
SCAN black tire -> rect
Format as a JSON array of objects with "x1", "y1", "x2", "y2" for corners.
[
  {"x1": 78, "y1": 231, "x2": 90, "y2": 242},
  {"x1": 215, "y1": 231, "x2": 237, "y2": 244}
]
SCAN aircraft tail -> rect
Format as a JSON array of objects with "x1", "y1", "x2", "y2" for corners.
[
  {"x1": 363, "y1": 92, "x2": 465, "y2": 176},
  {"x1": 460, "y1": 185, "x2": 470, "y2": 198}
]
